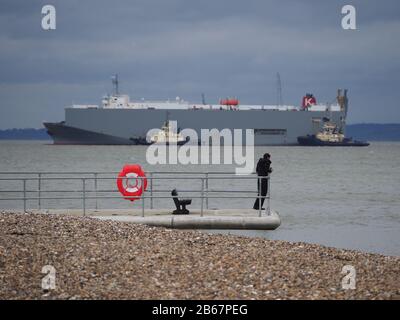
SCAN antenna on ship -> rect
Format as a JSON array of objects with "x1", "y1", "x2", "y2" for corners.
[
  {"x1": 165, "y1": 110, "x2": 170, "y2": 124},
  {"x1": 201, "y1": 93, "x2": 206, "y2": 105},
  {"x1": 276, "y1": 72, "x2": 283, "y2": 107},
  {"x1": 112, "y1": 74, "x2": 119, "y2": 95}
]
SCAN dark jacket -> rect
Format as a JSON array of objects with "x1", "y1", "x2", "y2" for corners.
[{"x1": 256, "y1": 158, "x2": 272, "y2": 176}]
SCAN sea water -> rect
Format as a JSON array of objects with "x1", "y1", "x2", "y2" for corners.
[{"x1": 0, "y1": 140, "x2": 399, "y2": 256}]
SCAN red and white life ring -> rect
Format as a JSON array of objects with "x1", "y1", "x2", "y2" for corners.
[{"x1": 117, "y1": 164, "x2": 147, "y2": 201}]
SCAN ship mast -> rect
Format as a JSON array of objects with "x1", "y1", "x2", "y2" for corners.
[
  {"x1": 337, "y1": 89, "x2": 349, "y2": 134},
  {"x1": 112, "y1": 74, "x2": 119, "y2": 95},
  {"x1": 276, "y1": 72, "x2": 283, "y2": 107},
  {"x1": 201, "y1": 93, "x2": 206, "y2": 105}
]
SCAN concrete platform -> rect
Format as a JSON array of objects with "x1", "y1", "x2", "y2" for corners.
[
  {"x1": 95, "y1": 211, "x2": 281, "y2": 230},
  {"x1": 28, "y1": 208, "x2": 281, "y2": 230}
]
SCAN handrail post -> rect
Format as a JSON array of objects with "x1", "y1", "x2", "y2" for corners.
[
  {"x1": 142, "y1": 192, "x2": 145, "y2": 217},
  {"x1": 23, "y1": 179, "x2": 26, "y2": 213},
  {"x1": 150, "y1": 173, "x2": 153, "y2": 209},
  {"x1": 205, "y1": 173, "x2": 209, "y2": 209},
  {"x1": 94, "y1": 173, "x2": 98, "y2": 210},
  {"x1": 38, "y1": 173, "x2": 41, "y2": 210},
  {"x1": 200, "y1": 178, "x2": 204, "y2": 217},
  {"x1": 258, "y1": 177, "x2": 262, "y2": 217},
  {"x1": 267, "y1": 176, "x2": 271, "y2": 216},
  {"x1": 142, "y1": 177, "x2": 145, "y2": 217},
  {"x1": 82, "y1": 178, "x2": 86, "y2": 216}
]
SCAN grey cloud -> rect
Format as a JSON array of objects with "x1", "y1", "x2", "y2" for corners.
[{"x1": 0, "y1": 0, "x2": 399, "y2": 128}]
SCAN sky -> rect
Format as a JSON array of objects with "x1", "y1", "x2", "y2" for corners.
[{"x1": 0, "y1": 0, "x2": 399, "y2": 128}]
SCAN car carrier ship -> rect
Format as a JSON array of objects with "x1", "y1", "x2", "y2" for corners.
[{"x1": 44, "y1": 76, "x2": 349, "y2": 146}]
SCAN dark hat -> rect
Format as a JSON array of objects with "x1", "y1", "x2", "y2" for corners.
[{"x1": 263, "y1": 153, "x2": 271, "y2": 159}]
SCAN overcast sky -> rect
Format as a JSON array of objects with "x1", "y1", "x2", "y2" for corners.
[{"x1": 0, "y1": 0, "x2": 399, "y2": 128}]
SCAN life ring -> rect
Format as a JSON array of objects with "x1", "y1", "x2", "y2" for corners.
[{"x1": 117, "y1": 164, "x2": 147, "y2": 201}]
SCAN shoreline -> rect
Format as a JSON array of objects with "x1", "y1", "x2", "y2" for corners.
[{"x1": 0, "y1": 212, "x2": 399, "y2": 299}]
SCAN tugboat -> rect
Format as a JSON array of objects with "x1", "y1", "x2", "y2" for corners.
[
  {"x1": 129, "y1": 136, "x2": 149, "y2": 145},
  {"x1": 130, "y1": 121, "x2": 188, "y2": 145},
  {"x1": 297, "y1": 121, "x2": 369, "y2": 147},
  {"x1": 150, "y1": 121, "x2": 188, "y2": 145}
]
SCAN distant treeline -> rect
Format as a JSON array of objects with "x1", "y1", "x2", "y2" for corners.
[
  {"x1": 346, "y1": 124, "x2": 400, "y2": 141},
  {"x1": 0, "y1": 124, "x2": 399, "y2": 141},
  {"x1": 0, "y1": 128, "x2": 50, "y2": 140}
]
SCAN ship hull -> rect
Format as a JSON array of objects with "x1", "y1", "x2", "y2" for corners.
[
  {"x1": 44, "y1": 122, "x2": 135, "y2": 145},
  {"x1": 297, "y1": 135, "x2": 369, "y2": 147},
  {"x1": 44, "y1": 108, "x2": 346, "y2": 146}
]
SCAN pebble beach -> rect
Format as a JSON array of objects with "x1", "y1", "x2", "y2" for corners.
[{"x1": 0, "y1": 212, "x2": 399, "y2": 300}]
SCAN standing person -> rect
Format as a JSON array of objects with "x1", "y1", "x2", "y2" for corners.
[{"x1": 253, "y1": 153, "x2": 272, "y2": 210}]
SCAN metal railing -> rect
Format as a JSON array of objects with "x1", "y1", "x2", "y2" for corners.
[{"x1": 0, "y1": 171, "x2": 271, "y2": 217}]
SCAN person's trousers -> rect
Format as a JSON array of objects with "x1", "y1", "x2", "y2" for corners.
[{"x1": 253, "y1": 176, "x2": 268, "y2": 209}]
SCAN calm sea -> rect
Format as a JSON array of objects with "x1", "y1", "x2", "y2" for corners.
[{"x1": 0, "y1": 140, "x2": 399, "y2": 256}]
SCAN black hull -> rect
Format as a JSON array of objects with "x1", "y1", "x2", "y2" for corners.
[
  {"x1": 44, "y1": 122, "x2": 136, "y2": 145},
  {"x1": 44, "y1": 122, "x2": 190, "y2": 146},
  {"x1": 297, "y1": 135, "x2": 369, "y2": 147},
  {"x1": 130, "y1": 140, "x2": 189, "y2": 146}
]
